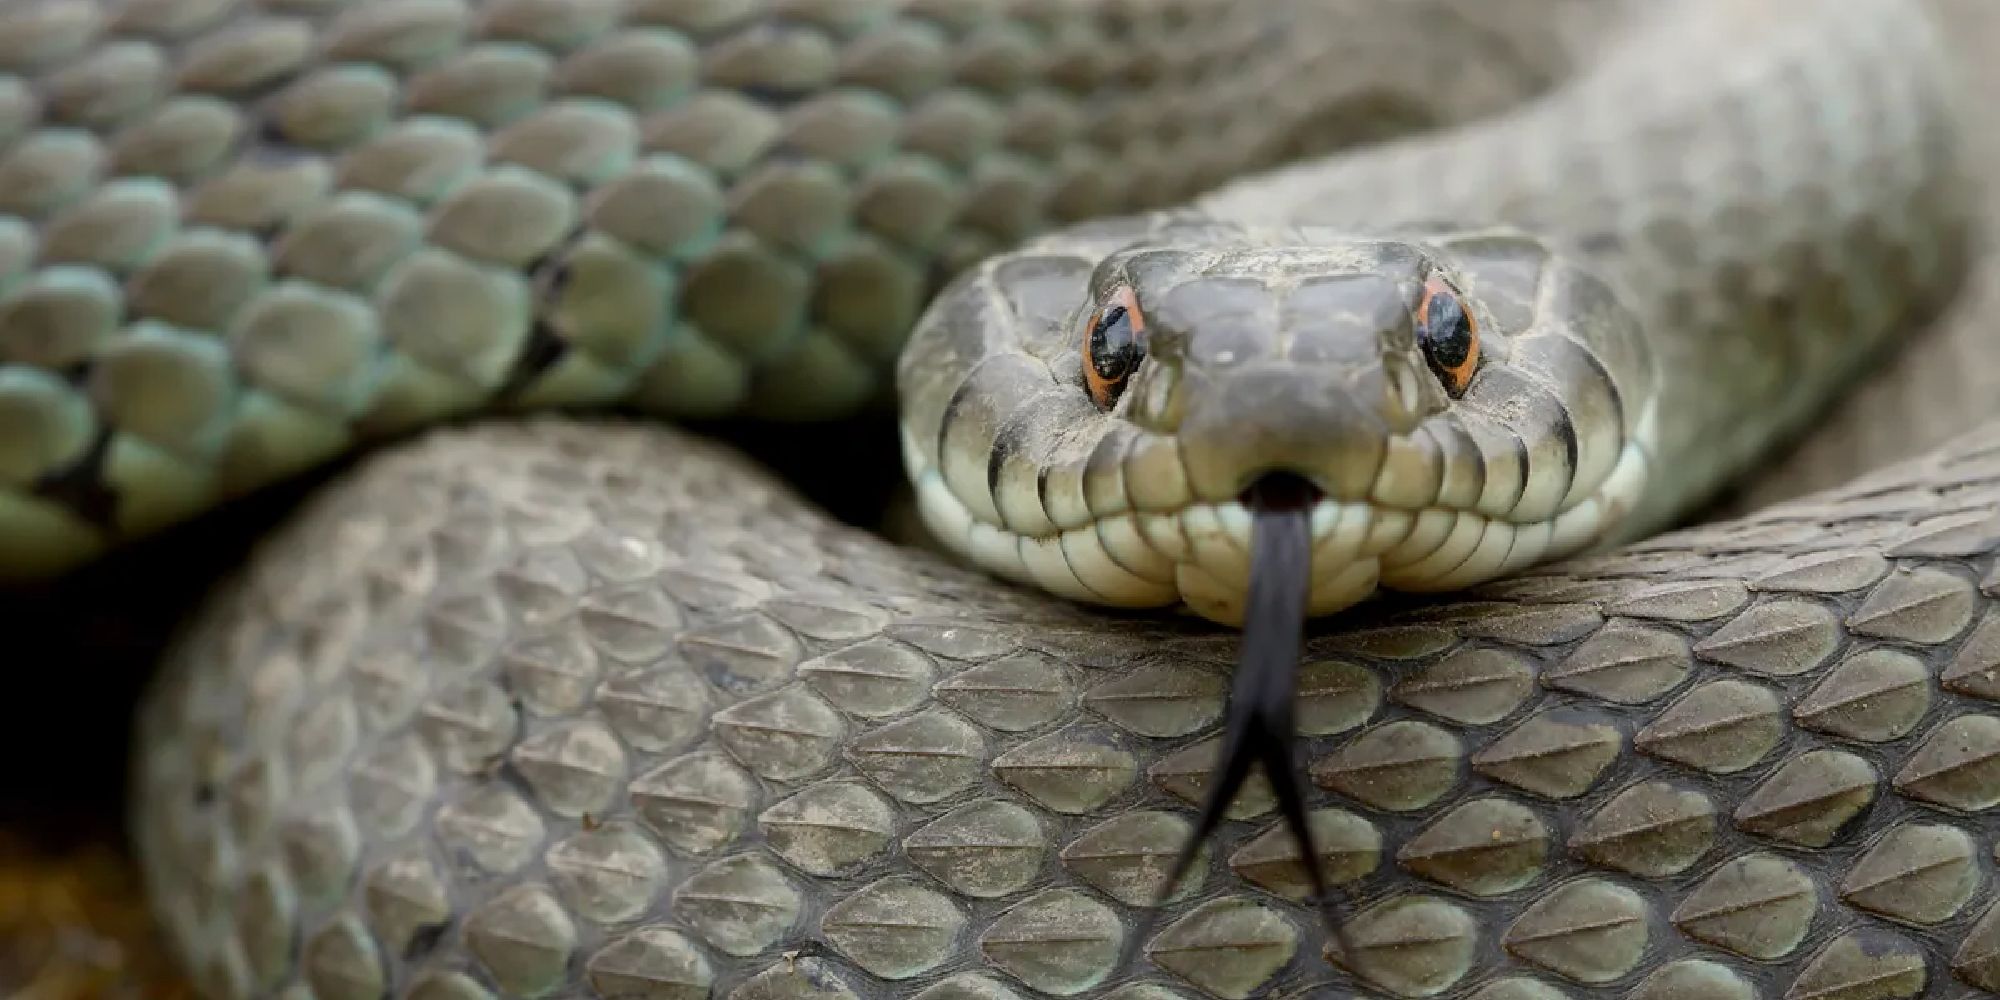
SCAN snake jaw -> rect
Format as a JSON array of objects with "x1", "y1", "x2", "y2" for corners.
[{"x1": 905, "y1": 396, "x2": 1659, "y2": 625}]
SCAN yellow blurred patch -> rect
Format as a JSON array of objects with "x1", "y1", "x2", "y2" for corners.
[{"x1": 0, "y1": 836, "x2": 187, "y2": 1000}]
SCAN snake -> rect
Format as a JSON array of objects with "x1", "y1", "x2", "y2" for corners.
[{"x1": 3, "y1": 0, "x2": 1999, "y2": 997}]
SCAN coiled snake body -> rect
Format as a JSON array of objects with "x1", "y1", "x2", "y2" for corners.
[{"x1": 3, "y1": 0, "x2": 1998, "y2": 997}]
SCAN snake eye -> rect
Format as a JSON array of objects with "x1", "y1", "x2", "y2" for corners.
[
  {"x1": 1416, "y1": 273, "x2": 1480, "y2": 397},
  {"x1": 1083, "y1": 284, "x2": 1147, "y2": 409}
]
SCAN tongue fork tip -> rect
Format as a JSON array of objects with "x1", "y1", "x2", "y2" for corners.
[{"x1": 1122, "y1": 474, "x2": 1346, "y2": 973}]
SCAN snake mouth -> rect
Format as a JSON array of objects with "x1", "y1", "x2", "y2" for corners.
[
  {"x1": 909, "y1": 435, "x2": 1654, "y2": 625},
  {"x1": 903, "y1": 410, "x2": 1658, "y2": 625},
  {"x1": 1238, "y1": 470, "x2": 1324, "y2": 514}
]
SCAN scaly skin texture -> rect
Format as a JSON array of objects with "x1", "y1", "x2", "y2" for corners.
[
  {"x1": 11, "y1": 0, "x2": 1987, "y2": 997},
  {"x1": 0, "y1": 0, "x2": 1583, "y2": 580},
  {"x1": 135, "y1": 417, "x2": 2000, "y2": 1000}
]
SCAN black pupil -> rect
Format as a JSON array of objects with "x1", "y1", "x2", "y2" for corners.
[
  {"x1": 1089, "y1": 304, "x2": 1141, "y2": 382},
  {"x1": 1419, "y1": 288, "x2": 1472, "y2": 369}
]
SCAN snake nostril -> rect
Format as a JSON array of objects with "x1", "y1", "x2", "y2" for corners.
[{"x1": 1241, "y1": 471, "x2": 1322, "y2": 512}]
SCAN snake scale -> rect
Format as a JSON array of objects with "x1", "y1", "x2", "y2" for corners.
[{"x1": 5, "y1": 0, "x2": 2000, "y2": 997}]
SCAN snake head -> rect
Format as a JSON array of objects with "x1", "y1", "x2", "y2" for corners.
[{"x1": 898, "y1": 215, "x2": 1656, "y2": 625}]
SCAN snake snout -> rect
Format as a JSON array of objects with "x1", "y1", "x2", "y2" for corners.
[{"x1": 1179, "y1": 366, "x2": 1392, "y2": 503}]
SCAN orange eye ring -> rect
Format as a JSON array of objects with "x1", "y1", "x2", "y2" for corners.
[
  {"x1": 1416, "y1": 274, "x2": 1480, "y2": 397},
  {"x1": 1083, "y1": 284, "x2": 1147, "y2": 409}
]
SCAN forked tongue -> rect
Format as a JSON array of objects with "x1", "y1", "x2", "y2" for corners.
[{"x1": 1120, "y1": 473, "x2": 1346, "y2": 972}]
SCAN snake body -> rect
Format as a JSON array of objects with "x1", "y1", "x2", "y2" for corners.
[
  {"x1": 2, "y1": 0, "x2": 1997, "y2": 997},
  {"x1": 0, "y1": 0, "x2": 1587, "y2": 580}
]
